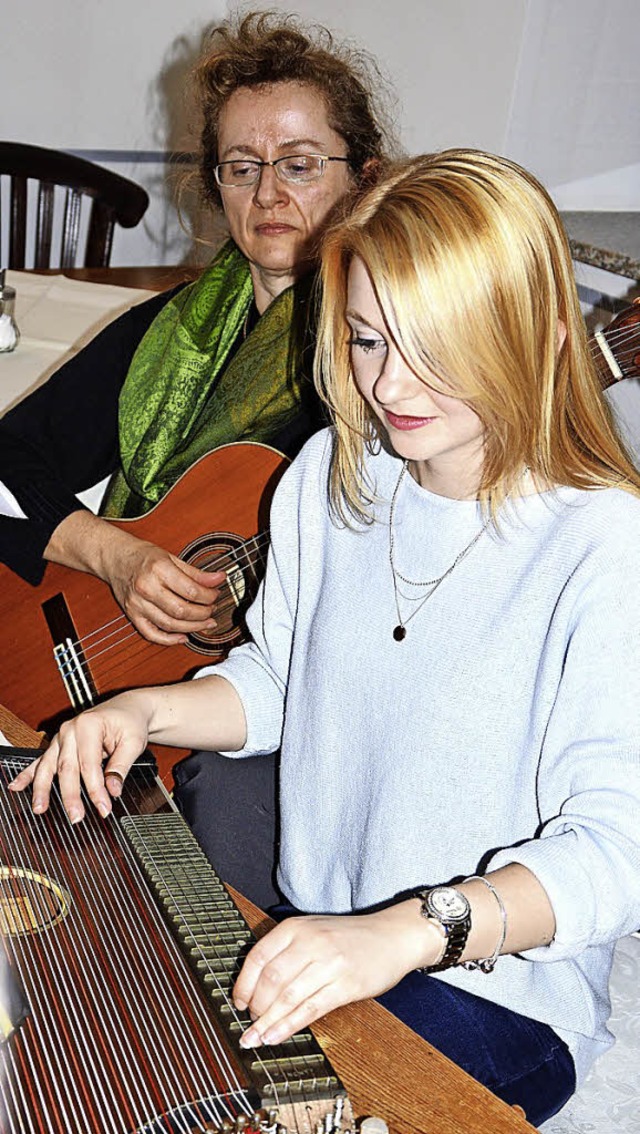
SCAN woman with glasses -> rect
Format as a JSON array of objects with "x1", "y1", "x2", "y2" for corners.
[
  {"x1": 0, "y1": 12, "x2": 391, "y2": 900},
  {"x1": 15, "y1": 149, "x2": 640, "y2": 1126},
  {"x1": 0, "y1": 10, "x2": 389, "y2": 644}
]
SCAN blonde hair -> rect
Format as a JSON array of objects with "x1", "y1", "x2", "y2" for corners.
[{"x1": 315, "y1": 149, "x2": 640, "y2": 523}]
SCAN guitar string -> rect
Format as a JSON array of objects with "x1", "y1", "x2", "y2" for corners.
[
  {"x1": 589, "y1": 323, "x2": 640, "y2": 372},
  {"x1": 0, "y1": 762, "x2": 231, "y2": 1134},
  {"x1": 113, "y1": 773, "x2": 323, "y2": 1134},
  {"x1": 75, "y1": 531, "x2": 270, "y2": 659},
  {"x1": 0, "y1": 761, "x2": 242, "y2": 1133},
  {"x1": 591, "y1": 321, "x2": 640, "y2": 348},
  {"x1": 0, "y1": 771, "x2": 125, "y2": 1133},
  {"x1": 51, "y1": 533, "x2": 271, "y2": 699}
]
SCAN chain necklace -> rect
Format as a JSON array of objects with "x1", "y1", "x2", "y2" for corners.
[{"x1": 389, "y1": 462, "x2": 491, "y2": 642}]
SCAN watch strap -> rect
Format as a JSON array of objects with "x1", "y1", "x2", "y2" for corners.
[{"x1": 415, "y1": 886, "x2": 472, "y2": 972}]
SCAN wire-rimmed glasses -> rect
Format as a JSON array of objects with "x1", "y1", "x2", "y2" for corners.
[{"x1": 214, "y1": 153, "x2": 350, "y2": 188}]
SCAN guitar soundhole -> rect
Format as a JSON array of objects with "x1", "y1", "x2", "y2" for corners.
[{"x1": 181, "y1": 531, "x2": 263, "y2": 658}]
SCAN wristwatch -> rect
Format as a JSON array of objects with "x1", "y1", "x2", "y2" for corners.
[{"x1": 414, "y1": 885, "x2": 472, "y2": 972}]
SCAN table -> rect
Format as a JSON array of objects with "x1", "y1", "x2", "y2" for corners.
[
  {"x1": 51, "y1": 265, "x2": 198, "y2": 290},
  {"x1": 0, "y1": 267, "x2": 199, "y2": 417}
]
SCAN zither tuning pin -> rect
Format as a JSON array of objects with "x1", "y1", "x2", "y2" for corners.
[{"x1": 252, "y1": 1110, "x2": 276, "y2": 1131}]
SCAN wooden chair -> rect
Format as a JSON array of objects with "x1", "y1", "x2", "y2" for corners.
[{"x1": 0, "y1": 141, "x2": 149, "y2": 269}]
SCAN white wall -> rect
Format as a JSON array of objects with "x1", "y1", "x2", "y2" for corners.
[
  {"x1": 505, "y1": 0, "x2": 640, "y2": 209},
  {"x1": 2, "y1": 0, "x2": 638, "y2": 265}
]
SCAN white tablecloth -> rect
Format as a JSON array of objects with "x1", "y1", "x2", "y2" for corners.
[{"x1": 0, "y1": 270, "x2": 153, "y2": 416}]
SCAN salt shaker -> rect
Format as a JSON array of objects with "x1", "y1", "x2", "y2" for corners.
[{"x1": 0, "y1": 276, "x2": 20, "y2": 353}]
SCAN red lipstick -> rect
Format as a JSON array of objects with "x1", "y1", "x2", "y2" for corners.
[{"x1": 385, "y1": 411, "x2": 436, "y2": 431}]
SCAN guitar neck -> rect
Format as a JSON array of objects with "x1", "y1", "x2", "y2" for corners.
[{"x1": 589, "y1": 298, "x2": 640, "y2": 391}]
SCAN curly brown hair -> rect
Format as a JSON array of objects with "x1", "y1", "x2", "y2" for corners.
[{"x1": 192, "y1": 10, "x2": 393, "y2": 209}]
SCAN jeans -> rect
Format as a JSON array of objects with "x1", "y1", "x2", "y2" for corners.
[{"x1": 378, "y1": 971, "x2": 575, "y2": 1127}]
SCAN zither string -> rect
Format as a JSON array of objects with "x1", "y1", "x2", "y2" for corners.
[
  {"x1": 115, "y1": 777, "x2": 321, "y2": 1132},
  {"x1": 43, "y1": 771, "x2": 256, "y2": 1126},
  {"x1": 96, "y1": 776, "x2": 316, "y2": 1134},
  {"x1": 0, "y1": 763, "x2": 316, "y2": 1134},
  {"x1": 0, "y1": 764, "x2": 253, "y2": 1132},
  {"x1": 0, "y1": 768, "x2": 210, "y2": 1133},
  {"x1": 0, "y1": 776, "x2": 133, "y2": 1132}
]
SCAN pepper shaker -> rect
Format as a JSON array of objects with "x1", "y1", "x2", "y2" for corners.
[{"x1": 0, "y1": 273, "x2": 20, "y2": 353}]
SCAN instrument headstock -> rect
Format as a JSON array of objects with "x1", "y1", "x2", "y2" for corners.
[{"x1": 592, "y1": 297, "x2": 640, "y2": 387}]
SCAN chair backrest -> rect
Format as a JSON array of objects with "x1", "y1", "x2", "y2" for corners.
[{"x1": 0, "y1": 141, "x2": 149, "y2": 269}]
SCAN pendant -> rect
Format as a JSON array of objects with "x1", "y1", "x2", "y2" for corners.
[{"x1": 393, "y1": 624, "x2": 406, "y2": 642}]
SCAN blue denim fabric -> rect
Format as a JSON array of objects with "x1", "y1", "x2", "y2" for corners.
[{"x1": 377, "y1": 971, "x2": 575, "y2": 1126}]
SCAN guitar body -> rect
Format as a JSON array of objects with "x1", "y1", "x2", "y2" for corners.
[{"x1": 0, "y1": 442, "x2": 287, "y2": 782}]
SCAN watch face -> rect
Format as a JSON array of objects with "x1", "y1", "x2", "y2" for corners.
[{"x1": 428, "y1": 887, "x2": 470, "y2": 923}]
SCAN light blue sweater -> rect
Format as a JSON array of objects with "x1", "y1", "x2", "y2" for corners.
[{"x1": 204, "y1": 429, "x2": 640, "y2": 1083}]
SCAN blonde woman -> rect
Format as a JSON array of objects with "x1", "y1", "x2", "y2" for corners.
[{"x1": 14, "y1": 151, "x2": 640, "y2": 1125}]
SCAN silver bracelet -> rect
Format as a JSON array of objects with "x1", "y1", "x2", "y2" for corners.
[{"x1": 461, "y1": 875, "x2": 507, "y2": 974}]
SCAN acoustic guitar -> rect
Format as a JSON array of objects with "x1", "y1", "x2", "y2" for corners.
[
  {"x1": 0, "y1": 442, "x2": 287, "y2": 783},
  {"x1": 1, "y1": 303, "x2": 639, "y2": 785}
]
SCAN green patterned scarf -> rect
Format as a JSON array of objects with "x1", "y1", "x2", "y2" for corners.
[{"x1": 101, "y1": 240, "x2": 314, "y2": 518}]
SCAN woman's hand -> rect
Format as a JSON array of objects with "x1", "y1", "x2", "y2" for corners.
[
  {"x1": 103, "y1": 536, "x2": 225, "y2": 645},
  {"x1": 44, "y1": 510, "x2": 225, "y2": 644},
  {"x1": 8, "y1": 692, "x2": 154, "y2": 823},
  {"x1": 233, "y1": 903, "x2": 440, "y2": 1048}
]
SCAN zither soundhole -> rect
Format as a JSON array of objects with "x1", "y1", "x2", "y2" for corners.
[{"x1": 0, "y1": 866, "x2": 71, "y2": 936}]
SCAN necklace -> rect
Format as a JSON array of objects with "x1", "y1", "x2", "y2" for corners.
[{"x1": 389, "y1": 462, "x2": 491, "y2": 641}]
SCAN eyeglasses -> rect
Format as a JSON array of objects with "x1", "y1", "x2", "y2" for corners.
[{"x1": 214, "y1": 153, "x2": 350, "y2": 188}]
